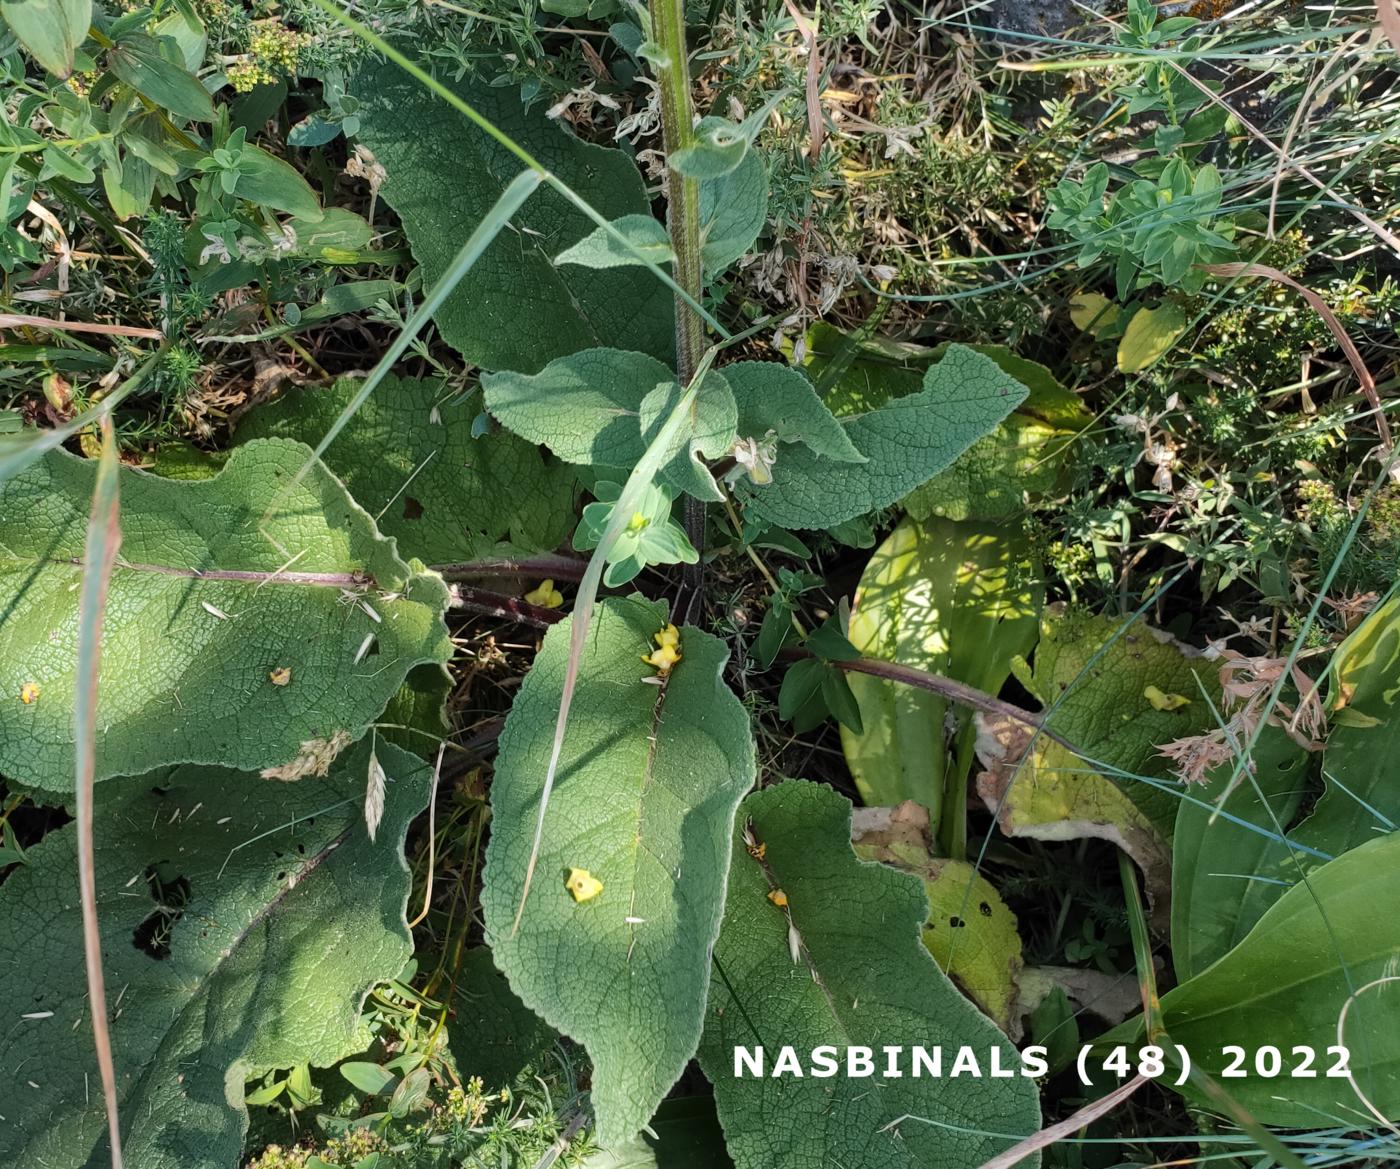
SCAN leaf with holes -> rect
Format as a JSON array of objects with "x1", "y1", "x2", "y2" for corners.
[
  {"x1": 0, "y1": 739, "x2": 431, "y2": 1168},
  {"x1": 349, "y1": 62, "x2": 673, "y2": 373},
  {"x1": 481, "y1": 595, "x2": 755, "y2": 1145},
  {"x1": 236, "y1": 375, "x2": 577, "y2": 561},
  {"x1": 0, "y1": 439, "x2": 451, "y2": 791},
  {"x1": 697, "y1": 781, "x2": 1041, "y2": 1169}
]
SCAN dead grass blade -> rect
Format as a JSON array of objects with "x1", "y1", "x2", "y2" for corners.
[
  {"x1": 0, "y1": 313, "x2": 163, "y2": 339},
  {"x1": 75, "y1": 415, "x2": 125, "y2": 1169},
  {"x1": 969, "y1": 1075, "x2": 1149, "y2": 1169}
]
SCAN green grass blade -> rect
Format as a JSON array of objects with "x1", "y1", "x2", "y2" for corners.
[
  {"x1": 511, "y1": 376, "x2": 704, "y2": 934},
  {"x1": 267, "y1": 169, "x2": 542, "y2": 511}
]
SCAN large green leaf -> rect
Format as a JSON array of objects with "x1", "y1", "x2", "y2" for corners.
[
  {"x1": 1118, "y1": 831, "x2": 1400, "y2": 1126},
  {"x1": 485, "y1": 351, "x2": 737, "y2": 501},
  {"x1": 482, "y1": 596, "x2": 755, "y2": 1145},
  {"x1": 799, "y1": 328, "x2": 1091, "y2": 523},
  {"x1": 697, "y1": 781, "x2": 1041, "y2": 1169},
  {"x1": 0, "y1": 439, "x2": 451, "y2": 791},
  {"x1": 349, "y1": 62, "x2": 673, "y2": 373},
  {"x1": 1298, "y1": 592, "x2": 1400, "y2": 858},
  {"x1": 0, "y1": 740, "x2": 431, "y2": 1168},
  {"x1": 840, "y1": 515, "x2": 1041, "y2": 822},
  {"x1": 107, "y1": 32, "x2": 215, "y2": 123},
  {"x1": 725, "y1": 361, "x2": 863, "y2": 464},
  {"x1": 1172, "y1": 596, "x2": 1400, "y2": 980},
  {"x1": 484, "y1": 349, "x2": 677, "y2": 467},
  {"x1": 450, "y1": 948, "x2": 558, "y2": 1089},
  {"x1": 236, "y1": 376, "x2": 577, "y2": 561},
  {"x1": 1170, "y1": 727, "x2": 1308, "y2": 981},
  {"x1": 0, "y1": 0, "x2": 90, "y2": 77},
  {"x1": 734, "y1": 344, "x2": 1029, "y2": 530}
]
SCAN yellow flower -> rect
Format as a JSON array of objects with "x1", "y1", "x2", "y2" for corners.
[
  {"x1": 524, "y1": 579, "x2": 564, "y2": 608},
  {"x1": 641, "y1": 621, "x2": 680, "y2": 677},
  {"x1": 19, "y1": 682, "x2": 40, "y2": 705},
  {"x1": 642, "y1": 625, "x2": 683, "y2": 675},
  {"x1": 643, "y1": 644, "x2": 681, "y2": 673},
  {"x1": 566, "y1": 867, "x2": 603, "y2": 903}
]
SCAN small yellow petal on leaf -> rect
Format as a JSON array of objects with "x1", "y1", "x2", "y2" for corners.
[
  {"x1": 566, "y1": 867, "x2": 603, "y2": 903},
  {"x1": 1144, "y1": 684, "x2": 1189, "y2": 711},
  {"x1": 19, "y1": 682, "x2": 40, "y2": 705},
  {"x1": 767, "y1": 889, "x2": 789, "y2": 908},
  {"x1": 524, "y1": 579, "x2": 564, "y2": 609},
  {"x1": 268, "y1": 667, "x2": 292, "y2": 686}
]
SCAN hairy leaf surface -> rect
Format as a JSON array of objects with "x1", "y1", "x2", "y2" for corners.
[
  {"x1": 482, "y1": 596, "x2": 755, "y2": 1145},
  {"x1": 0, "y1": 440, "x2": 451, "y2": 791},
  {"x1": 735, "y1": 345, "x2": 1028, "y2": 529},
  {"x1": 350, "y1": 63, "x2": 673, "y2": 372},
  {"x1": 485, "y1": 350, "x2": 737, "y2": 500},
  {"x1": 698, "y1": 781, "x2": 1041, "y2": 1168},
  {"x1": 0, "y1": 741, "x2": 431, "y2": 1168},
  {"x1": 236, "y1": 376, "x2": 577, "y2": 560},
  {"x1": 800, "y1": 328, "x2": 1091, "y2": 522}
]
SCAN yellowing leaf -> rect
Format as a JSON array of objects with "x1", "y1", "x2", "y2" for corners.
[
  {"x1": 1117, "y1": 303, "x2": 1187, "y2": 373},
  {"x1": 1069, "y1": 292, "x2": 1120, "y2": 336},
  {"x1": 566, "y1": 867, "x2": 604, "y2": 903}
]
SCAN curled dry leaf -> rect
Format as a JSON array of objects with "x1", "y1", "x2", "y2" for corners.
[{"x1": 974, "y1": 714, "x2": 1172, "y2": 930}]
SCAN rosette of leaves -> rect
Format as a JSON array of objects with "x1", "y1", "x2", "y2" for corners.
[{"x1": 572, "y1": 479, "x2": 698, "y2": 586}]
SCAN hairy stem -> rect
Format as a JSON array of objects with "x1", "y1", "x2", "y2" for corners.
[{"x1": 649, "y1": 0, "x2": 709, "y2": 592}]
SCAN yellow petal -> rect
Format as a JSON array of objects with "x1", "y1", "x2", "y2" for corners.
[
  {"x1": 767, "y1": 889, "x2": 789, "y2": 908},
  {"x1": 524, "y1": 579, "x2": 564, "y2": 608},
  {"x1": 19, "y1": 682, "x2": 40, "y2": 705},
  {"x1": 1144, "y1": 684, "x2": 1190, "y2": 711},
  {"x1": 566, "y1": 867, "x2": 603, "y2": 903},
  {"x1": 268, "y1": 667, "x2": 292, "y2": 686}
]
